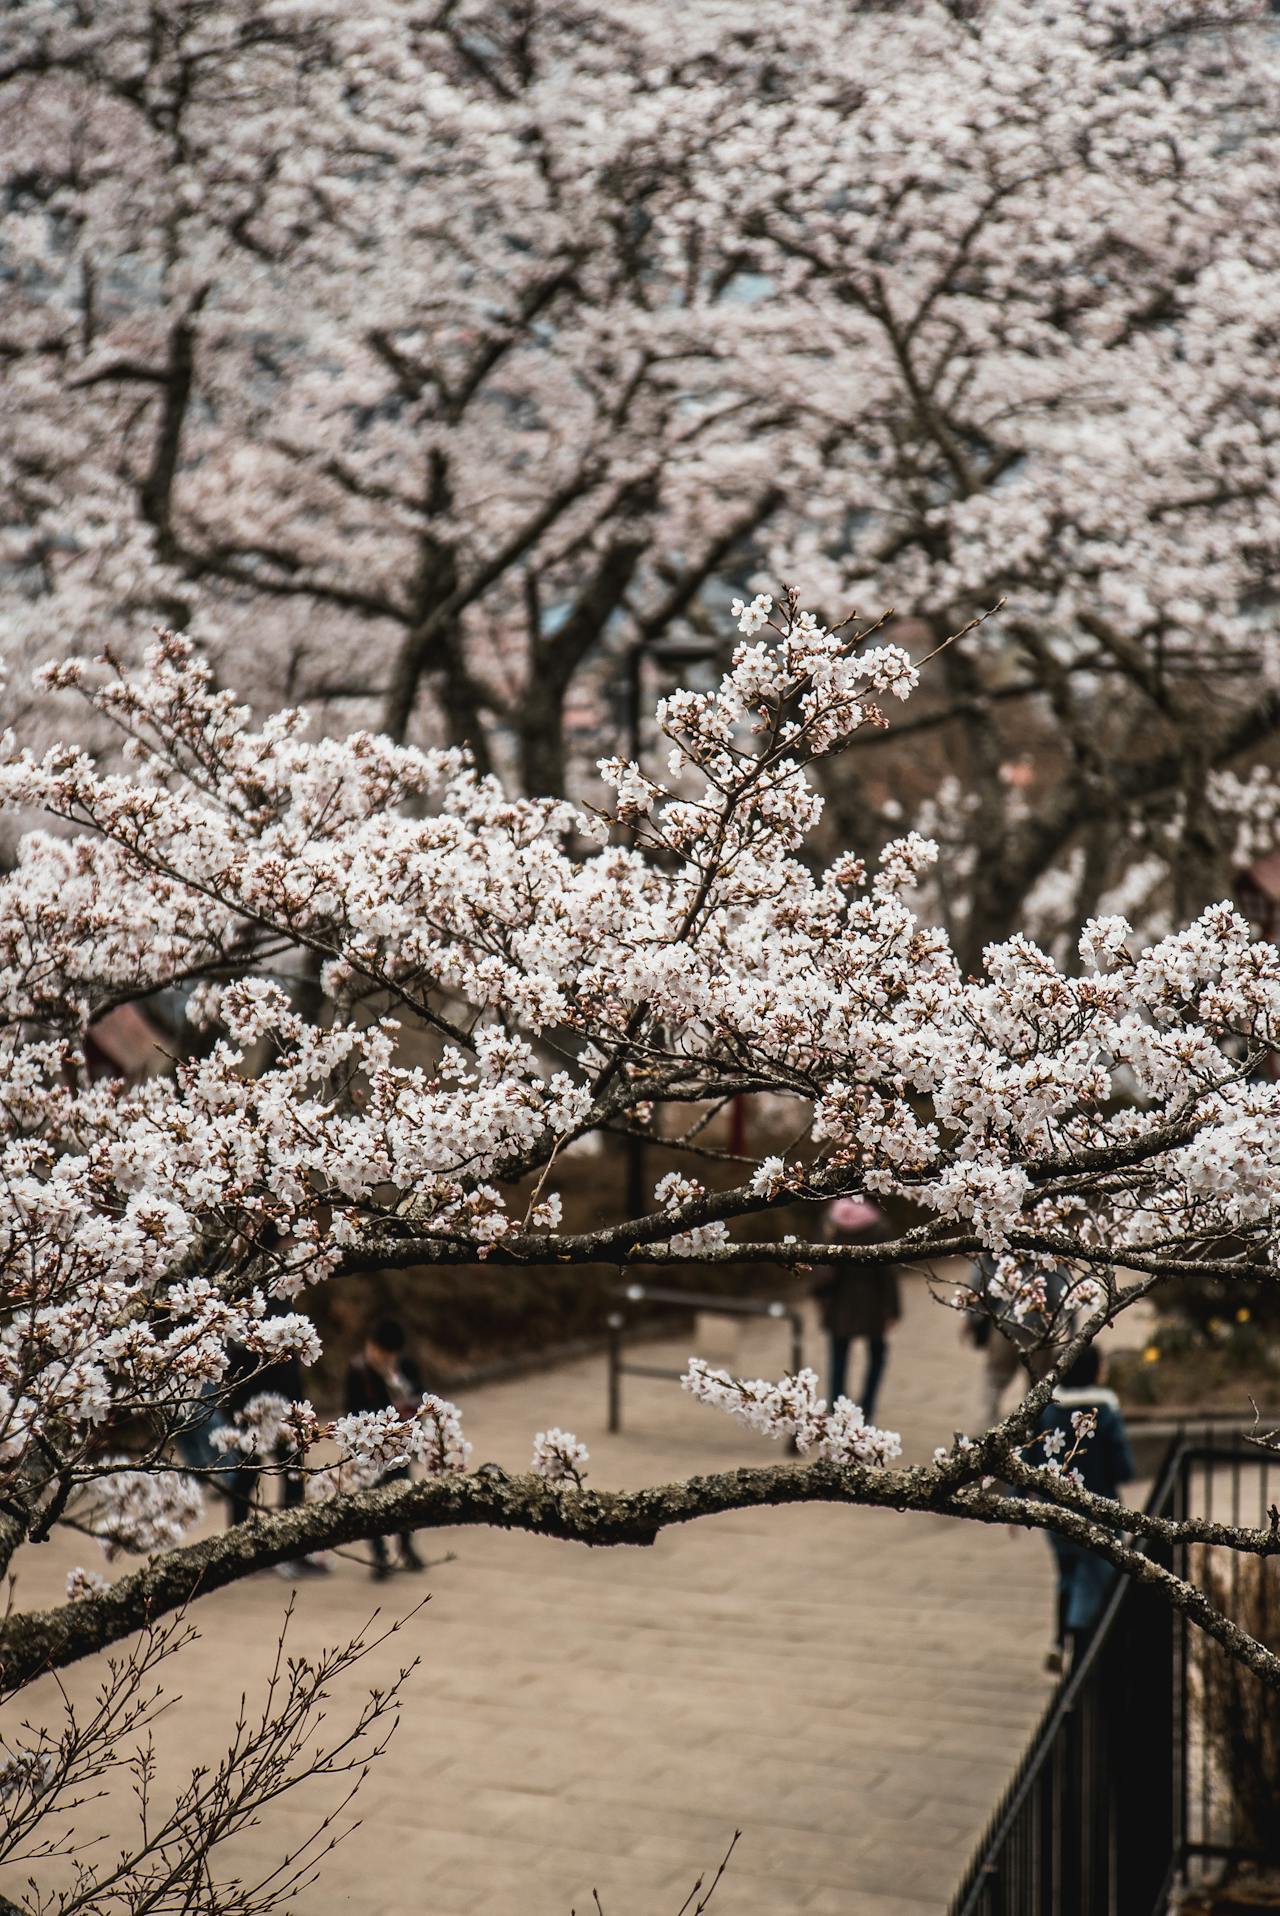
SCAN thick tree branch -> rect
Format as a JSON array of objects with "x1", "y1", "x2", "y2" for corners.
[
  {"x1": 5, "y1": 1448, "x2": 1279, "y2": 1696},
  {"x1": 382, "y1": 464, "x2": 602, "y2": 741}
]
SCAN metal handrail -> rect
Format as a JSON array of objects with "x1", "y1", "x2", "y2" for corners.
[
  {"x1": 951, "y1": 1434, "x2": 1188, "y2": 1916},
  {"x1": 605, "y1": 1282, "x2": 805, "y2": 1433},
  {"x1": 949, "y1": 1428, "x2": 1275, "y2": 1916},
  {"x1": 1033, "y1": 1436, "x2": 1186, "y2": 1728}
]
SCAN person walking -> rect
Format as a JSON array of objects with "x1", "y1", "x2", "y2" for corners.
[
  {"x1": 1035, "y1": 1343, "x2": 1135, "y2": 1674},
  {"x1": 813, "y1": 1196, "x2": 901, "y2": 1423},
  {"x1": 201, "y1": 1313, "x2": 332, "y2": 1579},
  {"x1": 265, "y1": 1336, "x2": 332, "y2": 1582},
  {"x1": 345, "y1": 1316, "x2": 428, "y2": 1581}
]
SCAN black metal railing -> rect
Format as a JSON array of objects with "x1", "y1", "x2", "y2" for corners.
[
  {"x1": 1173, "y1": 1433, "x2": 1279, "y2": 1890},
  {"x1": 949, "y1": 1431, "x2": 1276, "y2": 1916}
]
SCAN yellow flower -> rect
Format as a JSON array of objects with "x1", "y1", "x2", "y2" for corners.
[
  {"x1": 1236, "y1": 1307, "x2": 1251, "y2": 1323},
  {"x1": 1142, "y1": 1345, "x2": 1160, "y2": 1364}
]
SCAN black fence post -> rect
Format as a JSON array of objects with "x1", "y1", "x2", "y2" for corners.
[
  {"x1": 788, "y1": 1307, "x2": 804, "y2": 1379},
  {"x1": 1175, "y1": 1447, "x2": 1190, "y2": 1884},
  {"x1": 607, "y1": 1311, "x2": 623, "y2": 1433},
  {"x1": 1112, "y1": 1541, "x2": 1175, "y2": 1914}
]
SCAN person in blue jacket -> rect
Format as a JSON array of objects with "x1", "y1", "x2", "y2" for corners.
[{"x1": 1036, "y1": 1342, "x2": 1135, "y2": 1673}]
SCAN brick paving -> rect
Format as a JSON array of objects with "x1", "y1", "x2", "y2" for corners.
[{"x1": 12, "y1": 1276, "x2": 1058, "y2": 1916}]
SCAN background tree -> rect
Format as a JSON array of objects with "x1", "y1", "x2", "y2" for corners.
[
  {"x1": 705, "y1": 1, "x2": 1280, "y2": 960},
  {"x1": 0, "y1": 0, "x2": 806, "y2": 793},
  {"x1": 4, "y1": 0, "x2": 1280, "y2": 951}
]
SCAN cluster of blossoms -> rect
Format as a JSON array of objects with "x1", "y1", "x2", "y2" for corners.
[
  {"x1": 749, "y1": 1156, "x2": 788, "y2": 1199},
  {"x1": 682, "y1": 1361, "x2": 902, "y2": 1469},
  {"x1": 1024, "y1": 1408, "x2": 1099, "y2": 1491},
  {"x1": 210, "y1": 1393, "x2": 315, "y2": 1460},
  {"x1": 1212, "y1": 769, "x2": 1280, "y2": 873},
  {"x1": 78, "y1": 1465, "x2": 206, "y2": 1560},
  {"x1": 0, "y1": 1114, "x2": 324, "y2": 1480},
  {"x1": 530, "y1": 1429, "x2": 590, "y2": 1490},
  {"x1": 0, "y1": 595, "x2": 1275, "y2": 1583},
  {"x1": 310, "y1": 1396, "x2": 473, "y2": 1503},
  {"x1": 731, "y1": 595, "x2": 774, "y2": 638},
  {"x1": 652, "y1": 1174, "x2": 730, "y2": 1255},
  {"x1": 959, "y1": 1255, "x2": 1105, "y2": 1333},
  {"x1": 65, "y1": 1566, "x2": 111, "y2": 1601}
]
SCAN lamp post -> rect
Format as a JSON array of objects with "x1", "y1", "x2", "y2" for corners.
[
  {"x1": 620, "y1": 634, "x2": 726, "y2": 1221},
  {"x1": 622, "y1": 632, "x2": 724, "y2": 775}
]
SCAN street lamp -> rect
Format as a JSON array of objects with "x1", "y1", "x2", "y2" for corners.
[{"x1": 623, "y1": 635, "x2": 725, "y2": 763}]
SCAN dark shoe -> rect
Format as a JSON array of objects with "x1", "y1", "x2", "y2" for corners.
[
  {"x1": 371, "y1": 1560, "x2": 393, "y2": 1582},
  {"x1": 399, "y1": 1542, "x2": 425, "y2": 1573},
  {"x1": 1044, "y1": 1648, "x2": 1064, "y2": 1675}
]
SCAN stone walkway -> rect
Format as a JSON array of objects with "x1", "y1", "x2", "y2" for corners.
[{"x1": 12, "y1": 1277, "x2": 1057, "y2": 1916}]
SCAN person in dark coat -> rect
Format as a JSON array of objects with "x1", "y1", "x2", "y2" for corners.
[
  {"x1": 260, "y1": 1339, "x2": 333, "y2": 1580},
  {"x1": 203, "y1": 1338, "x2": 259, "y2": 1528},
  {"x1": 344, "y1": 1316, "x2": 427, "y2": 1580},
  {"x1": 1035, "y1": 1343, "x2": 1135, "y2": 1673},
  {"x1": 207, "y1": 1319, "x2": 331, "y2": 1580},
  {"x1": 812, "y1": 1196, "x2": 901, "y2": 1422}
]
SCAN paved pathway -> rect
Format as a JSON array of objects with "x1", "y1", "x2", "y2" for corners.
[{"x1": 14, "y1": 1277, "x2": 1057, "y2": 1916}]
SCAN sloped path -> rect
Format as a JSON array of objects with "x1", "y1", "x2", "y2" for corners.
[{"x1": 13, "y1": 1277, "x2": 1056, "y2": 1916}]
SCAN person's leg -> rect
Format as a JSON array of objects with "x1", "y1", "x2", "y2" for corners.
[
  {"x1": 225, "y1": 1462, "x2": 255, "y2": 1528},
  {"x1": 272, "y1": 1444, "x2": 332, "y2": 1575},
  {"x1": 828, "y1": 1335, "x2": 850, "y2": 1403},
  {"x1": 1067, "y1": 1550, "x2": 1116, "y2": 1643},
  {"x1": 175, "y1": 1399, "x2": 220, "y2": 1474},
  {"x1": 175, "y1": 1379, "x2": 235, "y2": 1482},
  {"x1": 860, "y1": 1336, "x2": 888, "y2": 1422},
  {"x1": 382, "y1": 1467, "x2": 423, "y2": 1569},
  {"x1": 1046, "y1": 1537, "x2": 1074, "y2": 1672},
  {"x1": 368, "y1": 1465, "x2": 400, "y2": 1578},
  {"x1": 280, "y1": 1446, "x2": 304, "y2": 1511}
]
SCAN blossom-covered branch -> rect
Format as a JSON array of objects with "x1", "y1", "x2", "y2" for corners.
[{"x1": 0, "y1": 595, "x2": 1276, "y2": 1546}]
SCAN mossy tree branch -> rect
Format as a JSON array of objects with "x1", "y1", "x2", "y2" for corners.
[{"x1": 5, "y1": 1446, "x2": 1280, "y2": 1698}]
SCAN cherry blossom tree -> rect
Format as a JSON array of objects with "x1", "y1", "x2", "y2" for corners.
[
  {"x1": 709, "y1": 1, "x2": 1280, "y2": 961},
  {"x1": 4, "y1": 0, "x2": 1280, "y2": 953},
  {"x1": 1, "y1": 584, "x2": 1279, "y2": 1889},
  {"x1": 0, "y1": 0, "x2": 807, "y2": 795}
]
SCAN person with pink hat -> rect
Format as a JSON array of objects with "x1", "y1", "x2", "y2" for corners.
[{"x1": 813, "y1": 1196, "x2": 902, "y2": 1420}]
